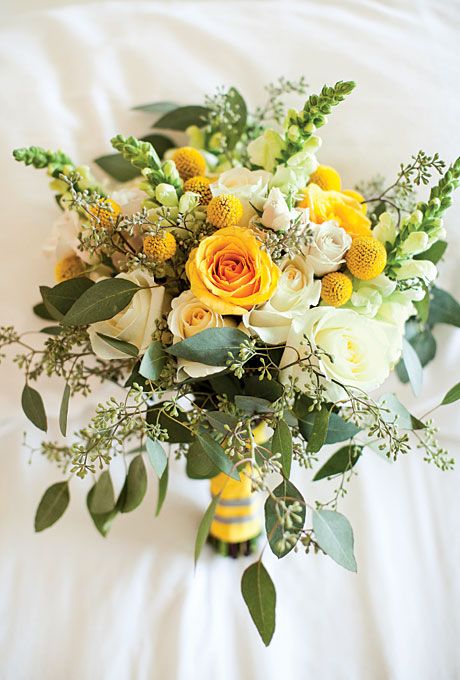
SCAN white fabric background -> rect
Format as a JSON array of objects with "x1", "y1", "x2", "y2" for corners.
[{"x1": 0, "y1": 1, "x2": 459, "y2": 678}]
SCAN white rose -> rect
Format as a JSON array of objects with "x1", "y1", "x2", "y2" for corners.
[
  {"x1": 279, "y1": 307, "x2": 401, "y2": 398},
  {"x1": 88, "y1": 268, "x2": 166, "y2": 360},
  {"x1": 243, "y1": 254, "x2": 321, "y2": 344},
  {"x1": 43, "y1": 210, "x2": 84, "y2": 261},
  {"x1": 305, "y1": 221, "x2": 352, "y2": 276},
  {"x1": 210, "y1": 168, "x2": 271, "y2": 226},
  {"x1": 260, "y1": 188, "x2": 292, "y2": 231},
  {"x1": 167, "y1": 290, "x2": 236, "y2": 378},
  {"x1": 111, "y1": 186, "x2": 145, "y2": 216}
]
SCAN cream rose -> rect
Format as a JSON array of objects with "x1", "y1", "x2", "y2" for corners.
[
  {"x1": 305, "y1": 221, "x2": 352, "y2": 276},
  {"x1": 88, "y1": 268, "x2": 166, "y2": 360},
  {"x1": 243, "y1": 254, "x2": 321, "y2": 344},
  {"x1": 279, "y1": 307, "x2": 401, "y2": 398},
  {"x1": 167, "y1": 290, "x2": 236, "y2": 378},
  {"x1": 260, "y1": 188, "x2": 293, "y2": 231},
  {"x1": 210, "y1": 168, "x2": 271, "y2": 226}
]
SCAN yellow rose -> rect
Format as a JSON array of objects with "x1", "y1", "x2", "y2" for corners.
[
  {"x1": 298, "y1": 183, "x2": 371, "y2": 238},
  {"x1": 186, "y1": 226, "x2": 280, "y2": 315}
]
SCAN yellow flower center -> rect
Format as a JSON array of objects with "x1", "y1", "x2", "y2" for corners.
[
  {"x1": 345, "y1": 236, "x2": 387, "y2": 280},
  {"x1": 88, "y1": 198, "x2": 121, "y2": 229}
]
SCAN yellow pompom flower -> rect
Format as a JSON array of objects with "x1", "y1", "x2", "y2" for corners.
[
  {"x1": 345, "y1": 236, "x2": 387, "y2": 280},
  {"x1": 309, "y1": 165, "x2": 342, "y2": 192},
  {"x1": 143, "y1": 232, "x2": 177, "y2": 262},
  {"x1": 54, "y1": 255, "x2": 86, "y2": 283},
  {"x1": 88, "y1": 198, "x2": 121, "y2": 228},
  {"x1": 183, "y1": 176, "x2": 213, "y2": 205},
  {"x1": 298, "y1": 183, "x2": 371, "y2": 238},
  {"x1": 320, "y1": 272, "x2": 353, "y2": 307},
  {"x1": 172, "y1": 146, "x2": 206, "y2": 181},
  {"x1": 207, "y1": 194, "x2": 244, "y2": 229}
]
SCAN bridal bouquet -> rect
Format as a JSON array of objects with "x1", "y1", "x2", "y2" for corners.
[{"x1": 4, "y1": 79, "x2": 460, "y2": 645}]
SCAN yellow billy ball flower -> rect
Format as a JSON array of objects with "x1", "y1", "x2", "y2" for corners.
[
  {"x1": 88, "y1": 198, "x2": 121, "y2": 228},
  {"x1": 143, "y1": 231, "x2": 177, "y2": 262},
  {"x1": 309, "y1": 165, "x2": 342, "y2": 192},
  {"x1": 207, "y1": 194, "x2": 244, "y2": 229},
  {"x1": 183, "y1": 176, "x2": 213, "y2": 205},
  {"x1": 345, "y1": 236, "x2": 387, "y2": 280},
  {"x1": 172, "y1": 147, "x2": 206, "y2": 181},
  {"x1": 320, "y1": 272, "x2": 353, "y2": 307},
  {"x1": 54, "y1": 255, "x2": 86, "y2": 283}
]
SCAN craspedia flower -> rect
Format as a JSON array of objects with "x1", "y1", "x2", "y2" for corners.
[
  {"x1": 88, "y1": 198, "x2": 121, "y2": 228},
  {"x1": 143, "y1": 231, "x2": 177, "y2": 262},
  {"x1": 346, "y1": 236, "x2": 387, "y2": 280},
  {"x1": 54, "y1": 255, "x2": 86, "y2": 283},
  {"x1": 320, "y1": 272, "x2": 353, "y2": 307},
  {"x1": 183, "y1": 176, "x2": 213, "y2": 205},
  {"x1": 207, "y1": 194, "x2": 244, "y2": 229},
  {"x1": 309, "y1": 165, "x2": 342, "y2": 192},
  {"x1": 172, "y1": 147, "x2": 206, "y2": 181}
]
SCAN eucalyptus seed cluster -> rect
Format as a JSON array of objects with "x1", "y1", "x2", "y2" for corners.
[{"x1": 273, "y1": 498, "x2": 304, "y2": 554}]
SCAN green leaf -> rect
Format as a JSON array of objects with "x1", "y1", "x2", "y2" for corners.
[
  {"x1": 428, "y1": 286, "x2": 460, "y2": 328},
  {"x1": 119, "y1": 455, "x2": 147, "y2": 513},
  {"x1": 441, "y1": 382, "x2": 460, "y2": 406},
  {"x1": 146, "y1": 403, "x2": 194, "y2": 443},
  {"x1": 59, "y1": 383, "x2": 70, "y2": 436},
  {"x1": 153, "y1": 105, "x2": 209, "y2": 130},
  {"x1": 225, "y1": 88, "x2": 248, "y2": 150},
  {"x1": 415, "y1": 240, "x2": 447, "y2": 264},
  {"x1": 241, "y1": 561, "x2": 276, "y2": 646},
  {"x1": 414, "y1": 288, "x2": 430, "y2": 324},
  {"x1": 307, "y1": 406, "x2": 330, "y2": 452},
  {"x1": 146, "y1": 438, "x2": 167, "y2": 478},
  {"x1": 21, "y1": 384, "x2": 47, "y2": 432},
  {"x1": 139, "y1": 341, "x2": 166, "y2": 380},
  {"x1": 196, "y1": 430, "x2": 240, "y2": 480},
  {"x1": 378, "y1": 393, "x2": 425, "y2": 429},
  {"x1": 186, "y1": 440, "x2": 221, "y2": 479},
  {"x1": 401, "y1": 337, "x2": 423, "y2": 396},
  {"x1": 41, "y1": 277, "x2": 94, "y2": 318},
  {"x1": 87, "y1": 485, "x2": 117, "y2": 537},
  {"x1": 34, "y1": 481, "x2": 70, "y2": 532},
  {"x1": 166, "y1": 327, "x2": 249, "y2": 366},
  {"x1": 396, "y1": 325, "x2": 437, "y2": 383},
  {"x1": 205, "y1": 411, "x2": 239, "y2": 434},
  {"x1": 33, "y1": 302, "x2": 55, "y2": 320},
  {"x1": 208, "y1": 374, "x2": 241, "y2": 398},
  {"x1": 312, "y1": 509, "x2": 357, "y2": 572},
  {"x1": 244, "y1": 375, "x2": 284, "y2": 403},
  {"x1": 271, "y1": 420, "x2": 292, "y2": 478},
  {"x1": 194, "y1": 494, "x2": 220, "y2": 565},
  {"x1": 234, "y1": 395, "x2": 273, "y2": 415},
  {"x1": 133, "y1": 101, "x2": 178, "y2": 114},
  {"x1": 265, "y1": 479, "x2": 305, "y2": 558},
  {"x1": 88, "y1": 470, "x2": 115, "y2": 514},
  {"x1": 313, "y1": 445, "x2": 362, "y2": 481},
  {"x1": 40, "y1": 326, "x2": 62, "y2": 336},
  {"x1": 63, "y1": 278, "x2": 140, "y2": 326},
  {"x1": 96, "y1": 333, "x2": 139, "y2": 357},
  {"x1": 156, "y1": 461, "x2": 168, "y2": 517},
  {"x1": 141, "y1": 134, "x2": 174, "y2": 156},
  {"x1": 294, "y1": 398, "x2": 360, "y2": 444},
  {"x1": 95, "y1": 134, "x2": 174, "y2": 181}
]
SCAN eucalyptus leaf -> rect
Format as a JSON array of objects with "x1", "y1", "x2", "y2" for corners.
[
  {"x1": 146, "y1": 404, "x2": 194, "y2": 443},
  {"x1": 40, "y1": 326, "x2": 62, "y2": 336},
  {"x1": 265, "y1": 479, "x2": 305, "y2": 558},
  {"x1": 294, "y1": 398, "x2": 360, "y2": 444},
  {"x1": 401, "y1": 337, "x2": 423, "y2": 396},
  {"x1": 96, "y1": 333, "x2": 139, "y2": 357},
  {"x1": 139, "y1": 341, "x2": 166, "y2": 380},
  {"x1": 146, "y1": 438, "x2": 167, "y2": 478},
  {"x1": 186, "y1": 440, "x2": 220, "y2": 479},
  {"x1": 156, "y1": 462, "x2": 169, "y2": 517},
  {"x1": 119, "y1": 455, "x2": 147, "y2": 513},
  {"x1": 33, "y1": 302, "x2": 55, "y2": 321},
  {"x1": 378, "y1": 393, "x2": 425, "y2": 429},
  {"x1": 153, "y1": 105, "x2": 209, "y2": 130},
  {"x1": 396, "y1": 326, "x2": 436, "y2": 383},
  {"x1": 234, "y1": 395, "x2": 273, "y2": 415},
  {"x1": 271, "y1": 420, "x2": 292, "y2": 478},
  {"x1": 41, "y1": 277, "x2": 94, "y2": 317},
  {"x1": 196, "y1": 430, "x2": 240, "y2": 480},
  {"x1": 133, "y1": 101, "x2": 178, "y2": 114},
  {"x1": 307, "y1": 406, "x2": 330, "y2": 452},
  {"x1": 21, "y1": 384, "x2": 47, "y2": 432},
  {"x1": 244, "y1": 375, "x2": 284, "y2": 403},
  {"x1": 88, "y1": 470, "x2": 115, "y2": 514},
  {"x1": 87, "y1": 485, "x2": 118, "y2": 537},
  {"x1": 63, "y1": 278, "x2": 140, "y2": 326},
  {"x1": 205, "y1": 411, "x2": 239, "y2": 434},
  {"x1": 441, "y1": 382, "x2": 460, "y2": 406},
  {"x1": 241, "y1": 561, "x2": 276, "y2": 646},
  {"x1": 414, "y1": 240, "x2": 447, "y2": 264},
  {"x1": 312, "y1": 509, "x2": 357, "y2": 572},
  {"x1": 225, "y1": 88, "x2": 248, "y2": 150},
  {"x1": 194, "y1": 494, "x2": 220, "y2": 565},
  {"x1": 93, "y1": 153, "x2": 141, "y2": 182},
  {"x1": 166, "y1": 327, "x2": 248, "y2": 366},
  {"x1": 313, "y1": 445, "x2": 362, "y2": 481},
  {"x1": 428, "y1": 286, "x2": 460, "y2": 328},
  {"x1": 34, "y1": 481, "x2": 70, "y2": 532},
  {"x1": 59, "y1": 383, "x2": 70, "y2": 436}
]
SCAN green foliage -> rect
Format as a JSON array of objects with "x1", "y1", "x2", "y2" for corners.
[
  {"x1": 195, "y1": 430, "x2": 240, "y2": 480},
  {"x1": 62, "y1": 278, "x2": 140, "y2": 326},
  {"x1": 153, "y1": 105, "x2": 209, "y2": 131},
  {"x1": 34, "y1": 481, "x2": 70, "y2": 532},
  {"x1": 88, "y1": 470, "x2": 115, "y2": 514},
  {"x1": 401, "y1": 337, "x2": 423, "y2": 396},
  {"x1": 241, "y1": 561, "x2": 276, "y2": 646},
  {"x1": 96, "y1": 333, "x2": 139, "y2": 357},
  {"x1": 87, "y1": 484, "x2": 118, "y2": 537},
  {"x1": 265, "y1": 479, "x2": 305, "y2": 558},
  {"x1": 271, "y1": 419, "x2": 292, "y2": 478},
  {"x1": 414, "y1": 240, "x2": 447, "y2": 264},
  {"x1": 41, "y1": 277, "x2": 94, "y2": 320},
  {"x1": 59, "y1": 383, "x2": 70, "y2": 437},
  {"x1": 313, "y1": 445, "x2": 362, "y2": 481},
  {"x1": 133, "y1": 101, "x2": 178, "y2": 114},
  {"x1": 312, "y1": 509, "x2": 357, "y2": 572},
  {"x1": 378, "y1": 393, "x2": 425, "y2": 430},
  {"x1": 139, "y1": 341, "x2": 167, "y2": 380},
  {"x1": 307, "y1": 406, "x2": 330, "y2": 452},
  {"x1": 428, "y1": 286, "x2": 460, "y2": 327},
  {"x1": 204, "y1": 411, "x2": 239, "y2": 434},
  {"x1": 234, "y1": 395, "x2": 273, "y2": 415},
  {"x1": 155, "y1": 462, "x2": 169, "y2": 517},
  {"x1": 118, "y1": 455, "x2": 147, "y2": 513},
  {"x1": 94, "y1": 134, "x2": 174, "y2": 182},
  {"x1": 294, "y1": 398, "x2": 360, "y2": 445},
  {"x1": 166, "y1": 327, "x2": 249, "y2": 366},
  {"x1": 186, "y1": 440, "x2": 220, "y2": 479},
  {"x1": 146, "y1": 438, "x2": 167, "y2": 478},
  {"x1": 147, "y1": 404, "x2": 194, "y2": 443},
  {"x1": 441, "y1": 383, "x2": 460, "y2": 406},
  {"x1": 22, "y1": 384, "x2": 47, "y2": 432},
  {"x1": 396, "y1": 321, "x2": 436, "y2": 383},
  {"x1": 111, "y1": 134, "x2": 161, "y2": 170},
  {"x1": 194, "y1": 494, "x2": 219, "y2": 565}
]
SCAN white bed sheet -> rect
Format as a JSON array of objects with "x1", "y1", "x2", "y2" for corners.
[{"x1": 0, "y1": 1, "x2": 460, "y2": 678}]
